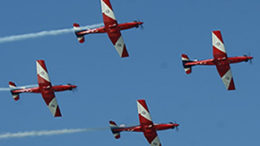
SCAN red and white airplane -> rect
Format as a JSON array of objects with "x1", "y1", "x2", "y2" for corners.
[
  {"x1": 109, "y1": 99, "x2": 179, "y2": 146},
  {"x1": 9, "y1": 60, "x2": 77, "y2": 117},
  {"x1": 73, "y1": 0, "x2": 143, "y2": 58},
  {"x1": 181, "y1": 30, "x2": 253, "y2": 90}
]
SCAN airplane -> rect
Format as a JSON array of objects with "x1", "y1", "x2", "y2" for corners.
[
  {"x1": 109, "y1": 99, "x2": 179, "y2": 146},
  {"x1": 181, "y1": 30, "x2": 253, "y2": 90},
  {"x1": 9, "y1": 60, "x2": 77, "y2": 117},
  {"x1": 73, "y1": 0, "x2": 143, "y2": 58}
]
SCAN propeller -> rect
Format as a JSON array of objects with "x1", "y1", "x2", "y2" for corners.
[
  {"x1": 67, "y1": 83, "x2": 78, "y2": 92},
  {"x1": 134, "y1": 19, "x2": 144, "y2": 29},
  {"x1": 176, "y1": 125, "x2": 179, "y2": 131},
  {"x1": 170, "y1": 121, "x2": 179, "y2": 131},
  {"x1": 174, "y1": 121, "x2": 179, "y2": 131},
  {"x1": 243, "y1": 52, "x2": 253, "y2": 64},
  {"x1": 249, "y1": 58, "x2": 253, "y2": 64},
  {"x1": 72, "y1": 87, "x2": 78, "y2": 93}
]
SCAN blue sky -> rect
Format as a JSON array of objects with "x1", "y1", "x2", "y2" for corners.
[{"x1": 0, "y1": 0, "x2": 259, "y2": 145}]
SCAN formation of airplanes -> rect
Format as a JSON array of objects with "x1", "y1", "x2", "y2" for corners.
[{"x1": 2, "y1": 0, "x2": 254, "y2": 145}]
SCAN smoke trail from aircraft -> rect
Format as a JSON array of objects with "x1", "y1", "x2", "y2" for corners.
[
  {"x1": 0, "y1": 84, "x2": 39, "y2": 91},
  {"x1": 0, "y1": 23, "x2": 103, "y2": 44},
  {"x1": 0, "y1": 128, "x2": 108, "y2": 140},
  {"x1": 0, "y1": 88, "x2": 11, "y2": 91}
]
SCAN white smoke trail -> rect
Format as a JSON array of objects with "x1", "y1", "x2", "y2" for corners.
[
  {"x1": 0, "y1": 84, "x2": 38, "y2": 91},
  {"x1": 0, "y1": 128, "x2": 108, "y2": 140},
  {"x1": 0, "y1": 88, "x2": 10, "y2": 91},
  {"x1": 0, "y1": 23, "x2": 103, "y2": 44}
]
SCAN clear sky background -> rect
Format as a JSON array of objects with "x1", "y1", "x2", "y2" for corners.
[{"x1": 0, "y1": 0, "x2": 259, "y2": 145}]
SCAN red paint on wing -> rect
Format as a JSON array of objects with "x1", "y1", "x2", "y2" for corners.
[
  {"x1": 37, "y1": 60, "x2": 51, "y2": 85},
  {"x1": 102, "y1": 13, "x2": 117, "y2": 27},
  {"x1": 121, "y1": 46, "x2": 129, "y2": 57},
  {"x1": 213, "y1": 30, "x2": 224, "y2": 43},
  {"x1": 216, "y1": 63, "x2": 236, "y2": 90},
  {"x1": 138, "y1": 99, "x2": 150, "y2": 112},
  {"x1": 37, "y1": 60, "x2": 48, "y2": 73},
  {"x1": 102, "y1": 0, "x2": 113, "y2": 10},
  {"x1": 216, "y1": 62, "x2": 230, "y2": 77},
  {"x1": 228, "y1": 78, "x2": 235, "y2": 90},
  {"x1": 138, "y1": 100, "x2": 153, "y2": 126},
  {"x1": 212, "y1": 30, "x2": 227, "y2": 59},
  {"x1": 55, "y1": 106, "x2": 62, "y2": 117},
  {"x1": 213, "y1": 46, "x2": 227, "y2": 59}
]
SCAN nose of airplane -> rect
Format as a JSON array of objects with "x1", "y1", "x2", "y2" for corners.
[
  {"x1": 170, "y1": 122, "x2": 179, "y2": 128},
  {"x1": 71, "y1": 85, "x2": 77, "y2": 89}
]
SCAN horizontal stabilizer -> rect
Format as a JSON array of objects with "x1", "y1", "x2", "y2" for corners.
[
  {"x1": 9, "y1": 81, "x2": 20, "y2": 101},
  {"x1": 109, "y1": 121, "x2": 121, "y2": 139},
  {"x1": 73, "y1": 23, "x2": 85, "y2": 43},
  {"x1": 181, "y1": 54, "x2": 193, "y2": 74}
]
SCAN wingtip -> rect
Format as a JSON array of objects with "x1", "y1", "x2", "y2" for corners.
[
  {"x1": 54, "y1": 108, "x2": 62, "y2": 117},
  {"x1": 121, "y1": 48, "x2": 129, "y2": 58},
  {"x1": 137, "y1": 99, "x2": 146, "y2": 103},
  {"x1": 213, "y1": 30, "x2": 221, "y2": 33},
  {"x1": 227, "y1": 79, "x2": 235, "y2": 90}
]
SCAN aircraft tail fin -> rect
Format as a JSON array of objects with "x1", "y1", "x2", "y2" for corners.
[
  {"x1": 73, "y1": 23, "x2": 85, "y2": 43},
  {"x1": 181, "y1": 54, "x2": 193, "y2": 74},
  {"x1": 109, "y1": 121, "x2": 121, "y2": 139},
  {"x1": 9, "y1": 81, "x2": 20, "y2": 101}
]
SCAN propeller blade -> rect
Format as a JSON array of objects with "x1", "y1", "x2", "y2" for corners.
[
  {"x1": 176, "y1": 126, "x2": 179, "y2": 131},
  {"x1": 140, "y1": 24, "x2": 144, "y2": 30},
  {"x1": 174, "y1": 121, "x2": 179, "y2": 131},
  {"x1": 249, "y1": 59, "x2": 253, "y2": 64}
]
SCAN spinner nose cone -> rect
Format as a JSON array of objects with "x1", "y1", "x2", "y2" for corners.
[
  {"x1": 71, "y1": 85, "x2": 77, "y2": 89},
  {"x1": 138, "y1": 21, "x2": 144, "y2": 25}
]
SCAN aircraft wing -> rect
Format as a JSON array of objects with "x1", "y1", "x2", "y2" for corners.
[
  {"x1": 215, "y1": 63, "x2": 235, "y2": 90},
  {"x1": 137, "y1": 99, "x2": 153, "y2": 126},
  {"x1": 107, "y1": 31, "x2": 129, "y2": 57},
  {"x1": 212, "y1": 30, "x2": 227, "y2": 59},
  {"x1": 101, "y1": 0, "x2": 129, "y2": 57},
  {"x1": 137, "y1": 100, "x2": 161, "y2": 146},
  {"x1": 144, "y1": 131, "x2": 162, "y2": 146},
  {"x1": 36, "y1": 60, "x2": 62, "y2": 117},
  {"x1": 101, "y1": 0, "x2": 118, "y2": 26}
]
